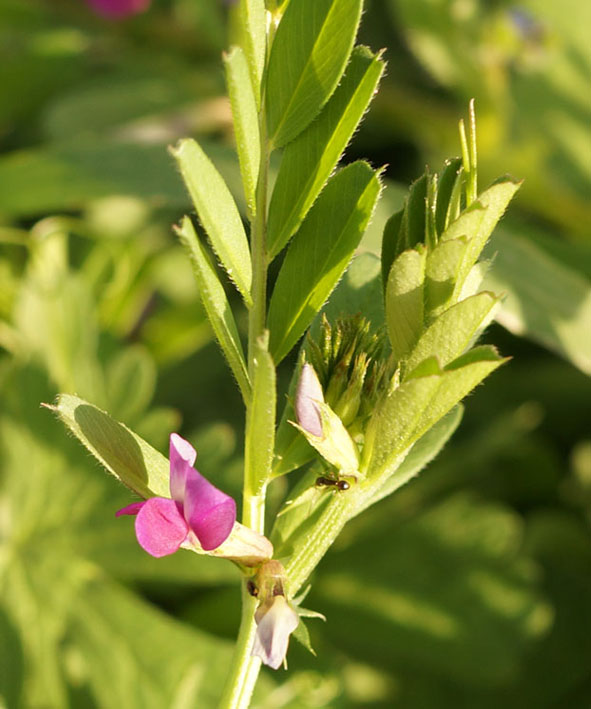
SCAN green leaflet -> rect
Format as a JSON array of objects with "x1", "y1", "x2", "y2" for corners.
[
  {"x1": 266, "y1": 0, "x2": 363, "y2": 149},
  {"x1": 268, "y1": 162, "x2": 381, "y2": 363},
  {"x1": 366, "y1": 346, "x2": 506, "y2": 478},
  {"x1": 355, "y1": 405, "x2": 463, "y2": 514},
  {"x1": 244, "y1": 335, "x2": 276, "y2": 496},
  {"x1": 49, "y1": 393, "x2": 170, "y2": 499},
  {"x1": 405, "y1": 291, "x2": 499, "y2": 374},
  {"x1": 381, "y1": 208, "x2": 404, "y2": 293},
  {"x1": 441, "y1": 178, "x2": 521, "y2": 298},
  {"x1": 424, "y1": 236, "x2": 468, "y2": 317},
  {"x1": 267, "y1": 46, "x2": 385, "y2": 258},
  {"x1": 237, "y1": 0, "x2": 266, "y2": 109},
  {"x1": 385, "y1": 247, "x2": 426, "y2": 362},
  {"x1": 176, "y1": 218, "x2": 250, "y2": 403},
  {"x1": 435, "y1": 157, "x2": 463, "y2": 235},
  {"x1": 224, "y1": 46, "x2": 260, "y2": 217},
  {"x1": 171, "y1": 139, "x2": 252, "y2": 307}
]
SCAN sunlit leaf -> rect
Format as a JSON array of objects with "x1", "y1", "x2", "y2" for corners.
[
  {"x1": 176, "y1": 217, "x2": 250, "y2": 402},
  {"x1": 268, "y1": 162, "x2": 381, "y2": 363},
  {"x1": 224, "y1": 46, "x2": 260, "y2": 217},
  {"x1": 267, "y1": 46, "x2": 385, "y2": 258},
  {"x1": 171, "y1": 139, "x2": 253, "y2": 306},
  {"x1": 266, "y1": 0, "x2": 363, "y2": 148}
]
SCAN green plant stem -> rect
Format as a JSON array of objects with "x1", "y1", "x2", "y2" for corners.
[
  {"x1": 220, "y1": 21, "x2": 276, "y2": 709},
  {"x1": 218, "y1": 588, "x2": 261, "y2": 709}
]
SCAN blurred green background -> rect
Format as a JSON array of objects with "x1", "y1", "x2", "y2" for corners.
[{"x1": 1, "y1": 0, "x2": 590, "y2": 707}]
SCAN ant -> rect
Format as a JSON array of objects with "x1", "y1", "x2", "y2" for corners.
[{"x1": 316, "y1": 476, "x2": 350, "y2": 491}]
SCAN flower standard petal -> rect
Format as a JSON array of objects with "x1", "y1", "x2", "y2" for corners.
[
  {"x1": 169, "y1": 433, "x2": 197, "y2": 504},
  {"x1": 134, "y1": 497, "x2": 189, "y2": 558},
  {"x1": 183, "y1": 468, "x2": 236, "y2": 551}
]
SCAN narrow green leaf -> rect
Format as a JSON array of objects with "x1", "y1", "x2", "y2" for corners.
[
  {"x1": 385, "y1": 247, "x2": 426, "y2": 362},
  {"x1": 171, "y1": 139, "x2": 252, "y2": 306},
  {"x1": 442, "y1": 178, "x2": 521, "y2": 295},
  {"x1": 266, "y1": 0, "x2": 363, "y2": 148},
  {"x1": 405, "y1": 291, "x2": 499, "y2": 374},
  {"x1": 49, "y1": 393, "x2": 170, "y2": 499},
  {"x1": 424, "y1": 236, "x2": 468, "y2": 317},
  {"x1": 367, "y1": 347, "x2": 505, "y2": 477},
  {"x1": 224, "y1": 46, "x2": 260, "y2": 217},
  {"x1": 381, "y1": 208, "x2": 404, "y2": 292},
  {"x1": 176, "y1": 218, "x2": 250, "y2": 402},
  {"x1": 401, "y1": 174, "x2": 428, "y2": 250},
  {"x1": 267, "y1": 46, "x2": 385, "y2": 258},
  {"x1": 435, "y1": 157, "x2": 462, "y2": 236},
  {"x1": 238, "y1": 0, "x2": 266, "y2": 108},
  {"x1": 268, "y1": 162, "x2": 381, "y2": 363},
  {"x1": 245, "y1": 334, "x2": 276, "y2": 495}
]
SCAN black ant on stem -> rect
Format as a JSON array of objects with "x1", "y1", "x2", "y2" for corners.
[{"x1": 315, "y1": 476, "x2": 351, "y2": 491}]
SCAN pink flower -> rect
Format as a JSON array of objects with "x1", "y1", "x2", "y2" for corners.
[
  {"x1": 86, "y1": 0, "x2": 151, "y2": 19},
  {"x1": 117, "y1": 433, "x2": 237, "y2": 557}
]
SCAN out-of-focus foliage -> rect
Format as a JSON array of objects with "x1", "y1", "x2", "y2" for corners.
[{"x1": 1, "y1": 0, "x2": 590, "y2": 707}]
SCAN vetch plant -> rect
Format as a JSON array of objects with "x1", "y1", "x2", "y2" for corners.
[{"x1": 46, "y1": 0, "x2": 520, "y2": 706}]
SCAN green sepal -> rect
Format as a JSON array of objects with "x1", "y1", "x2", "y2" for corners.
[{"x1": 292, "y1": 618, "x2": 317, "y2": 656}]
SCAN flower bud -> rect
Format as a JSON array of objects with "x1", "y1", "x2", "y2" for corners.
[{"x1": 294, "y1": 364, "x2": 359, "y2": 475}]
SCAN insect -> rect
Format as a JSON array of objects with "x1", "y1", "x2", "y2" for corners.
[{"x1": 315, "y1": 476, "x2": 350, "y2": 491}]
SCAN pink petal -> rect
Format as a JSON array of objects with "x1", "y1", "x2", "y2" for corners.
[
  {"x1": 116, "y1": 501, "x2": 146, "y2": 517},
  {"x1": 295, "y1": 363, "x2": 324, "y2": 437},
  {"x1": 184, "y1": 468, "x2": 236, "y2": 551},
  {"x1": 169, "y1": 433, "x2": 197, "y2": 504},
  {"x1": 86, "y1": 0, "x2": 150, "y2": 18},
  {"x1": 134, "y1": 497, "x2": 189, "y2": 558}
]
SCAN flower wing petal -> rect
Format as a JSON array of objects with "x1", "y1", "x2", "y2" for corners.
[
  {"x1": 184, "y1": 468, "x2": 236, "y2": 551},
  {"x1": 169, "y1": 433, "x2": 197, "y2": 503},
  {"x1": 116, "y1": 501, "x2": 146, "y2": 517},
  {"x1": 134, "y1": 497, "x2": 189, "y2": 558}
]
